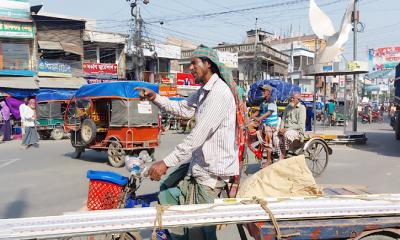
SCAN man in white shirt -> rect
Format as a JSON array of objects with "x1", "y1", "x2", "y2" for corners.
[
  {"x1": 137, "y1": 46, "x2": 238, "y2": 240},
  {"x1": 19, "y1": 97, "x2": 29, "y2": 137}
]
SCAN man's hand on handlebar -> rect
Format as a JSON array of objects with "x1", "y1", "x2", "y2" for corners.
[
  {"x1": 148, "y1": 160, "x2": 168, "y2": 181},
  {"x1": 135, "y1": 87, "x2": 157, "y2": 101}
]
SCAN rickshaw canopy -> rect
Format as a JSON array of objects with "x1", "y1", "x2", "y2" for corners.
[
  {"x1": 75, "y1": 81, "x2": 159, "y2": 99},
  {"x1": 248, "y1": 79, "x2": 301, "y2": 105},
  {"x1": 36, "y1": 89, "x2": 76, "y2": 102}
]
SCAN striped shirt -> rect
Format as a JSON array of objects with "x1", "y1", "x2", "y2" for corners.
[
  {"x1": 259, "y1": 101, "x2": 278, "y2": 127},
  {"x1": 154, "y1": 73, "x2": 239, "y2": 188}
]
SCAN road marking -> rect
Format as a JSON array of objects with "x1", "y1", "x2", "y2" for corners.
[{"x1": 0, "y1": 158, "x2": 20, "y2": 169}]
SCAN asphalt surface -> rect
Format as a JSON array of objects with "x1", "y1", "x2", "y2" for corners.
[{"x1": 0, "y1": 119, "x2": 399, "y2": 239}]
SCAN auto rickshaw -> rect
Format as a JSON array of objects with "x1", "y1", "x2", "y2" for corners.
[
  {"x1": 36, "y1": 89, "x2": 75, "y2": 140},
  {"x1": 64, "y1": 81, "x2": 160, "y2": 168}
]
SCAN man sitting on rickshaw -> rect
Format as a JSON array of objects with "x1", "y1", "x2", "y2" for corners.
[
  {"x1": 274, "y1": 92, "x2": 306, "y2": 160},
  {"x1": 248, "y1": 85, "x2": 278, "y2": 164}
]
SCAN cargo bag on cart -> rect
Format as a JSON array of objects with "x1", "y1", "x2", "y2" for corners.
[{"x1": 237, "y1": 155, "x2": 323, "y2": 198}]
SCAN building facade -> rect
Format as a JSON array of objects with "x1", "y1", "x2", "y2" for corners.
[
  {"x1": 179, "y1": 30, "x2": 289, "y2": 88},
  {"x1": 0, "y1": 0, "x2": 38, "y2": 96},
  {"x1": 83, "y1": 30, "x2": 126, "y2": 83},
  {"x1": 33, "y1": 11, "x2": 86, "y2": 90}
]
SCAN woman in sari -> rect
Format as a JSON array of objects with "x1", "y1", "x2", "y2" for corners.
[{"x1": 0, "y1": 101, "x2": 12, "y2": 141}]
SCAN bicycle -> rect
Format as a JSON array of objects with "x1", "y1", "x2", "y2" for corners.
[{"x1": 86, "y1": 160, "x2": 168, "y2": 240}]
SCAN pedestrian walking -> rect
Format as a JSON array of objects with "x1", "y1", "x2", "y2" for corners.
[
  {"x1": 21, "y1": 99, "x2": 39, "y2": 148},
  {"x1": 19, "y1": 97, "x2": 29, "y2": 137},
  {"x1": 380, "y1": 103, "x2": 385, "y2": 117},
  {"x1": 0, "y1": 101, "x2": 12, "y2": 141}
]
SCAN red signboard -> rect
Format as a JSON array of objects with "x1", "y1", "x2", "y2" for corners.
[
  {"x1": 301, "y1": 93, "x2": 314, "y2": 101},
  {"x1": 83, "y1": 62, "x2": 118, "y2": 75},
  {"x1": 176, "y1": 73, "x2": 199, "y2": 86},
  {"x1": 161, "y1": 77, "x2": 174, "y2": 84}
]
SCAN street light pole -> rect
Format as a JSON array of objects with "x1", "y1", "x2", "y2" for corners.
[
  {"x1": 253, "y1": 18, "x2": 258, "y2": 84},
  {"x1": 352, "y1": 0, "x2": 358, "y2": 132},
  {"x1": 128, "y1": 0, "x2": 148, "y2": 81}
]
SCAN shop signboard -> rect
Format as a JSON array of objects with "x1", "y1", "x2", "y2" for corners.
[
  {"x1": 0, "y1": 20, "x2": 33, "y2": 38},
  {"x1": 87, "y1": 79, "x2": 116, "y2": 84},
  {"x1": 159, "y1": 84, "x2": 177, "y2": 97},
  {"x1": 0, "y1": 0, "x2": 30, "y2": 21},
  {"x1": 83, "y1": 62, "x2": 118, "y2": 79},
  {"x1": 301, "y1": 93, "x2": 313, "y2": 101},
  {"x1": 161, "y1": 77, "x2": 174, "y2": 84},
  {"x1": 322, "y1": 65, "x2": 333, "y2": 72},
  {"x1": 176, "y1": 72, "x2": 196, "y2": 86},
  {"x1": 369, "y1": 47, "x2": 400, "y2": 71},
  {"x1": 38, "y1": 59, "x2": 72, "y2": 77}
]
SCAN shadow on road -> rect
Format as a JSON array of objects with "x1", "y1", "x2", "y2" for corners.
[
  {"x1": 351, "y1": 130, "x2": 400, "y2": 158},
  {"x1": 63, "y1": 150, "x2": 108, "y2": 165},
  {"x1": 3, "y1": 189, "x2": 28, "y2": 219}
]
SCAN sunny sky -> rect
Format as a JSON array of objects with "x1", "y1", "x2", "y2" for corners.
[{"x1": 29, "y1": 0, "x2": 400, "y2": 62}]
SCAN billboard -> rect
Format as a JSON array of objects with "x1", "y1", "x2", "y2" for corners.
[{"x1": 369, "y1": 47, "x2": 400, "y2": 71}]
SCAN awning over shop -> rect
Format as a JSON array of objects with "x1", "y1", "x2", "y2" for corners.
[
  {"x1": 38, "y1": 41, "x2": 83, "y2": 56},
  {"x1": 60, "y1": 42, "x2": 83, "y2": 56},
  {"x1": 0, "y1": 89, "x2": 38, "y2": 99},
  {"x1": 38, "y1": 41, "x2": 63, "y2": 51},
  {"x1": 366, "y1": 69, "x2": 395, "y2": 79},
  {"x1": 0, "y1": 76, "x2": 39, "y2": 89},
  {"x1": 0, "y1": 70, "x2": 36, "y2": 77},
  {"x1": 38, "y1": 77, "x2": 87, "y2": 89}
]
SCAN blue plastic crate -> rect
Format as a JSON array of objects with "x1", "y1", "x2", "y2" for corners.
[{"x1": 87, "y1": 170, "x2": 128, "y2": 186}]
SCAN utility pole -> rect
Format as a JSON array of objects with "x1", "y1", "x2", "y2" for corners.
[
  {"x1": 352, "y1": 0, "x2": 358, "y2": 132},
  {"x1": 128, "y1": 0, "x2": 149, "y2": 81},
  {"x1": 253, "y1": 18, "x2": 258, "y2": 84}
]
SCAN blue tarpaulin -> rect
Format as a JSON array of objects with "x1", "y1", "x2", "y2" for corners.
[
  {"x1": 0, "y1": 88, "x2": 38, "y2": 99},
  {"x1": 302, "y1": 101, "x2": 324, "y2": 109},
  {"x1": 248, "y1": 79, "x2": 301, "y2": 105},
  {"x1": 74, "y1": 81, "x2": 159, "y2": 99},
  {"x1": 36, "y1": 89, "x2": 76, "y2": 102}
]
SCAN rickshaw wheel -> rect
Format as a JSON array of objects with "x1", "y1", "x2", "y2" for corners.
[
  {"x1": 39, "y1": 131, "x2": 51, "y2": 140},
  {"x1": 108, "y1": 141, "x2": 126, "y2": 168},
  {"x1": 303, "y1": 139, "x2": 329, "y2": 177},
  {"x1": 51, "y1": 128, "x2": 64, "y2": 140},
  {"x1": 81, "y1": 119, "x2": 97, "y2": 144}
]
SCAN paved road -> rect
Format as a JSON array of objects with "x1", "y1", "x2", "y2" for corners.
[{"x1": 0, "y1": 121, "x2": 399, "y2": 238}]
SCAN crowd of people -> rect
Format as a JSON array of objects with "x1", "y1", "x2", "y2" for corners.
[{"x1": 0, "y1": 97, "x2": 39, "y2": 148}]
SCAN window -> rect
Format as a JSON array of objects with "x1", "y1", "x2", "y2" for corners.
[{"x1": 0, "y1": 43, "x2": 30, "y2": 70}]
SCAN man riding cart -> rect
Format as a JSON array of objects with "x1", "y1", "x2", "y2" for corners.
[
  {"x1": 246, "y1": 80, "x2": 332, "y2": 176},
  {"x1": 247, "y1": 85, "x2": 278, "y2": 167},
  {"x1": 136, "y1": 45, "x2": 246, "y2": 240}
]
